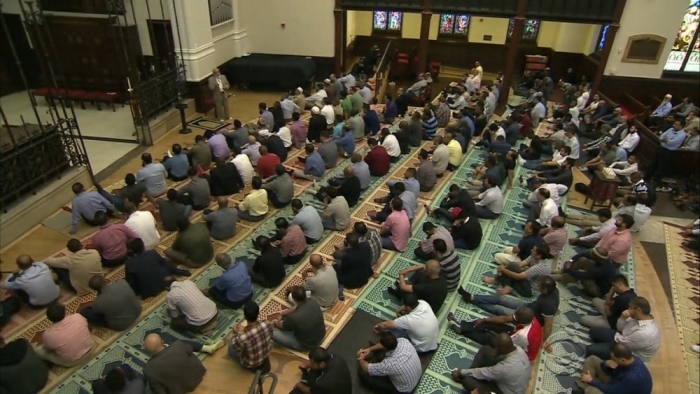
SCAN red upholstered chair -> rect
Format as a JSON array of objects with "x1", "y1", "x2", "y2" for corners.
[
  {"x1": 429, "y1": 61, "x2": 441, "y2": 81},
  {"x1": 205, "y1": 97, "x2": 215, "y2": 116},
  {"x1": 67, "y1": 89, "x2": 87, "y2": 109},
  {"x1": 397, "y1": 52, "x2": 408, "y2": 60},
  {"x1": 393, "y1": 58, "x2": 409, "y2": 81}
]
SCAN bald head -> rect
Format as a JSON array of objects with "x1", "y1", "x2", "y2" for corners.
[
  {"x1": 16, "y1": 255, "x2": 32, "y2": 270},
  {"x1": 494, "y1": 333, "x2": 516, "y2": 354},
  {"x1": 215, "y1": 253, "x2": 232, "y2": 269},
  {"x1": 217, "y1": 196, "x2": 229, "y2": 208},
  {"x1": 344, "y1": 166, "x2": 354, "y2": 177},
  {"x1": 426, "y1": 260, "x2": 441, "y2": 276},
  {"x1": 309, "y1": 254, "x2": 323, "y2": 268},
  {"x1": 88, "y1": 275, "x2": 106, "y2": 292},
  {"x1": 144, "y1": 333, "x2": 165, "y2": 355},
  {"x1": 247, "y1": 135, "x2": 257, "y2": 144},
  {"x1": 551, "y1": 216, "x2": 565, "y2": 228},
  {"x1": 351, "y1": 153, "x2": 362, "y2": 163}
]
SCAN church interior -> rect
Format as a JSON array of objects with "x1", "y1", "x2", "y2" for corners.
[{"x1": 0, "y1": 0, "x2": 698, "y2": 393}]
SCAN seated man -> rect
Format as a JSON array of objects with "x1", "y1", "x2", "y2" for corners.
[
  {"x1": 467, "y1": 155, "x2": 501, "y2": 191},
  {"x1": 522, "y1": 145, "x2": 572, "y2": 171},
  {"x1": 579, "y1": 143, "x2": 618, "y2": 172},
  {"x1": 330, "y1": 152, "x2": 371, "y2": 190},
  {"x1": 272, "y1": 218, "x2": 308, "y2": 264},
  {"x1": 554, "y1": 246, "x2": 617, "y2": 298},
  {"x1": 379, "y1": 128, "x2": 401, "y2": 162},
  {"x1": 379, "y1": 198, "x2": 411, "y2": 252},
  {"x1": 79, "y1": 276, "x2": 142, "y2": 331},
  {"x1": 236, "y1": 176, "x2": 269, "y2": 222},
  {"x1": 125, "y1": 238, "x2": 190, "y2": 299},
  {"x1": 573, "y1": 214, "x2": 634, "y2": 267},
  {"x1": 176, "y1": 167, "x2": 211, "y2": 211},
  {"x1": 2, "y1": 254, "x2": 61, "y2": 308},
  {"x1": 0, "y1": 336, "x2": 49, "y2": 394},
  {"x1": 370, "y1": 181, "x2": 417, "y2": 223},
  {"x1": 44, "y1": 238, "x2": 102, "y2": 296},
  {"x1": 256, "y1": 146, "x2": 281, "y2": 179},
  {"x1": 543, "y1": 216, "x2": 568, "y2": 257},
  {"x1": 245, "y1": 235, "x2": 286, "y2": 288},
  {"x1": 447, "y1": 305, "x2": 542, "y2": 361},
  {"x1": 291, "y1": 199, "x2": 324, "y2": 244},
  {"x1": 451, "y1": 215, "x2": 483, "y2": 251},
  {"x1": 242, "y1": 135, "x2": 262, "y2": 166},
  {"x1": 229, "y1": 301, "x2": 274, "y2": 370},
  {"x1": 415, "y1": 150, "x2": 437, "y2": 192},
  {"x1": 522, "y1": 178, "x2": 568, "y2": 210},
  {"x1": 295, "y1": 143, "x2": 326, "y2": 181},
  {"x1": 374, "y1": 294, "x2": 439, "y2": 354},
  {"x1": 300, "y1": 254, "x2": 339, "y2": 310},
  {"x1": 483, "y1": 243, "x2": 552, "y2": 297},
  {"x1": 291, "y1": 347, "x2": 352, "y2": 394},
  {"x1": 356, "y1": 332, "x2": 422, "y2": 394},
  {"x1": 165, "y1": 277, "x2": 218, "y2": 332},
  {"x1": 205, "y1": 254, "x2": 253, "y2": 309},
  {"x1": 272, "y1": 287, "x2": 326, "y2": 351},
  {"x1": 207, "y1": 157, "x2": 244, "y2": 196},
  {"x1": 313, "y1": 166, "x2": 361, "y2": 208},
  {"x1": 334, "y1": 232, "x2": 374, "y2": 297},
  {"x1": 36, "y1": 302, "x2": 94, "y2": 367},
  {"x1": 123, "y1": 201, "x2": 160, "y2": 251},
  {"x1": 527, "y1": 158, "x2": 576, "y2": 192},
  {"x1": 92, "y1": 211, "x2": 138, "y2": 267},
  {"x1": 474, "y1": 176, "x2": 504, "y2": 219},
  {"x1": 451, "y1": 333, "x2": 531, "y2": 394},
  {"x1": 164, "y1": 217, "x2": 214, "y2": 268},
  {"x1": 335, "y1": 124, "x2": 356, "y2": 157},
  {"x1": 567, "y1": 208, "x2": 615, "y2": 249},
  {"x1": 579, "y1": 274, "x2": 637, "y2": 329},
  {"x1": 163, "y1": 143, "x2": 189, "y2": 181},
  {"x1": 321, "y1": 189, "x2": 351, "y2": 231},
  {"x1": 415, "y1": 222, "x2": 454, "y2": 260},
  {"x1": 91, "y1": 363, "x2": 145, "y2": 394},
  {"x1": 364, "y1": 137, "x2": 391, "y2": 176},
  {"x1": 376, "y1": 168, "x2": 420, "y2": 205},
  {"x1": 202, "y1": 196, "x2": 238, "y2": 240},
  {"x1": 428, "y1": 184, "x2": 477, "y2": 224},
  {"x1": 494, "y1": 221, "x2": 543, "y2": 266},
  {"x1": 527, "y1": 188, "x2": 559, "y2": 228},
  {"x1": 157, "y1": 189, "x2": 191, "y2": 231},
  {"x1": 143, "y1": 333, "x2": 207, "y2": 394},
  {"x1": 387, "y1": 260, "x2": 447, "y2": 314},
  {"x1": 96, "y1": 173, "x2": 147, "y2": 214},
  {"x1": 318, "y1": 130, "x2": 339, "y2": 169},
  {"x1": 585, "y1": 296, "x2": 660, "y2": 363},
  {"x1": 575, "y1": 343, "x2": 653, "y2": 394},
  {"x1": 70, "y1": 182, "x2": 118, "y2": 234},
  {"x1": 262, "y1": 164, "x2": 294, "y2": 208}
]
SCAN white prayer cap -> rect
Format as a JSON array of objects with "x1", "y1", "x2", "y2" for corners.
[
  {"x1": 664, "y1": 94, "x2": 672, "y2": 100},
  {"x1": 296, "y1": 87, "x2": 303, "y2": 93},
  {"x1": 311, "y1": 107, "x2": 320, "y2": 114},
  {"x1": 324, "y1": 78, "x2": 331, "y2": 84}
]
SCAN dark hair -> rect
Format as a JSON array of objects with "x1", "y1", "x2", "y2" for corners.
[
  {"x1": 390, "y1": 197, "x2": 403, "y2": 211},
  {"x1": 275, "y1": 164, "x2": 285, "y2": 176},
  {"x1": 94, "y1": 210, "x2": 108, "y2": 226},
  {"x1": 46, "y1": 302, "x2": 66, "y2": 323},
  {"x1": 305, "y1": 143, "x2": 315, "y2": 154},
  {"x1": 346, "y1": 232, "x2": 360, "y2": 247},
  {"x1": 187, "y1": 166, "x2": 197, "y2": 177},
  {"x1": 629, "y1": 296, "x2": 651, "y2": 314},
  {"x1": 612, "y1": 274, "x2": 629, "y2": 287},
  {"x1": 243, "y1": 301, "x2": 260, "y2": 322},
  {"x1": 275, "y1": 218, "x2": 289, "y2": 229},
  {"x1": 610, "y1": 343, "x2": 634, "y2": 360},
  {"x1": 66, "y1": 238, "x2": 82, "y2": 253},
  {"x1": 291, "y1": 199, "x2": 303, "y2": 210},
  {"x1": 354, "y1": 221, "x2": 368, "y2": 235},
  {"x1": 485, "y1": 175, "x2": 497, "y2": 188},
  {"x1": 514, "y1": 306, "x2": 535, "y2": 324},
  {"x1": 255, "y1": 235, "x2": 271, "y2": 251},
  {"x1": 533, "y1": 243, "x2": 551, "y2": 259},
  {"x1": 309, "y1": 347, "x2": 331, "y2": 364},
  {"x1": 449, "y1": 184, "x2": 460, "y2": 193},
  {"x1": 561, "y1": 146, "x2": 572, "y2": 155},
  {"x1": 167, "y1": 189, "x2": 178, "y2": 201},
  {"x1": 368, "y1": 137, "x2": 378, "y2": 146},
  {"x1": 175, "y1": 215, "x2": 190, "y2": 232},
  {"x1": 538, "y1": 188, "x2": 551, "y2": 199},
  {"x1": 379, "y1": 331, "x2": 398, "y2": 351},
  {"x1": 292, "y1": 112, "x2": 300, "y2": 121},
  {"x1": 529, "y1": 221, "x2": 543, "y2": 234},
  {"x1": 124, "y1": 173, "x2": 136, "y2": 185},
  {"x1": 172, "y1": 144, "x2": 182, "y2": 155},
  {"x1": 258, "y1": 102, "x2": 267, "y2": 110},
  {"x1": 596, "y1": 208, "x2": 612, "y2": 220},
  {"x1": 539, "y1": 276, "x2": 557, "y2": 294},
  {"x1": 252, "y1": 176, "x2": 263, "y2": 189},
  {"x1": 403, "y1": 293, "x2": 419, "y2": 309},
  {"x1": 422, "y1": 221, "x2": 436, "y2": 232},
  {"x1": 394, "y1": 182, "x2": 406, "y2": 194},
  {"x1": 195, "y1": 135, "x2": 205, "y2": 142},
  {"x1": 234, "y1": 119, "x2": 242, "y2": 128},
  {"x1": 290, "y1": 286, "x2": 307, "y2": 302},
  {"x1": 433, "y1": 238, "x2": 447, "y2": 254},
  {"x1": 141, "y1": 152, "x2": 153, "y2": 164},
  {"x1": 130, "y1": 238, "x2": 145, "y2": 254},
  {"x1": 104, "y1": 368, "x2": 127, "y2": 392},
  {"x1": 419, "y1": 150, "x2": 428, "y2": 159},
  {"x1": 619, "y1": 213, "x2": 635, "y2": 229}
]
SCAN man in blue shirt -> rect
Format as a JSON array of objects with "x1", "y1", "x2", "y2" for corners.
[
  {"x1": 70, "y1": 182, "x2": 118, "y2": 234},
  {"x1": 575, "y1": 342, "x2": 652, "y2": 394},
  {"x1": 136, "y1": 153, "x2": 168, "y2": 201},
  {"x1": 335, "y1": 126, "x2": 356, "y2": 157},
  {"x1": 380, "y1": 168, "x2": 420, "y2": 201},
  {"x1": 205, "y1": 254, "x2": 253, "y2": 309},
  {"x1": 163, "y1": 144, "x2": 190, "y2": 181},
  {"x1": 329, "y1": 153, "x2": 370, "y2": 190},
  {"x1": 291, "y1": 199, "x2": 324, "y2": 243},
  {"x1": 645, "y1": 120, "x2": 686, "y2": 185},
  {"x1": 294, "y1": 144, "x2": 325, "y2": 181},
  {"x1": 647, "y1": 93, "x2": 673, "y2": 127},
  {"x1": 2, "y1": 256, "x2": 60, "y2": 307},
  {"x1": 363, "y1": 105, "x2": 380, "y2": 136}
]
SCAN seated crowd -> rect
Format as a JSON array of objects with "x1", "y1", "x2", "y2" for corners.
[{"x1": 0, "y1": 67, "x2": 670, "y2": 394}]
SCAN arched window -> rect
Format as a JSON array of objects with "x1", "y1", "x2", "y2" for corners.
[
  {"x1": 373, "y1": 11, "x2": 403, "y2": 31},
  {"x1": 439, "y1": 14, "x2": 470, "y2": 36},
  {"x1": 597, "y1": 25, "x2": 610, "y2": 52},
  {"x1": 664, "y1": 0, "x2": 699, "y2": 72},
  {"x1": 508, "y1": 18, "x2": 540, "y2": 42}
]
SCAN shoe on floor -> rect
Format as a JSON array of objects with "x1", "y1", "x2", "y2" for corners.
[
  {"x1": 578, "y1": 166, "x2": 588, "y2": 171},
  {"x1": 691, "y1": 344, "x2": 700, "y2": 354}
]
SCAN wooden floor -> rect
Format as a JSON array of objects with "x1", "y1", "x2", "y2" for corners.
[{"x1": 0, "y1": 99, "x2": 693, "y2": 393}]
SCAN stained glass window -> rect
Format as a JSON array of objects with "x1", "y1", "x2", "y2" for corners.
[
  {"x1": 508, "y1": 18, "x2": 540, "y2": 41},
  {"x1": 439, "y1": 14, "x2": 470, "y2": 35},
  {"x1": 664, "y1": 0, "x2": 700, "y2": 72},
  {"x1": 597, "y1": 25, "x2": 610, "y2": 52},
  {"x1": 373, "y1": 11, "x2": 387, "y2": 30},
  {"x1": 388, "y1": 11, "x2": 402, "y2": 31}
]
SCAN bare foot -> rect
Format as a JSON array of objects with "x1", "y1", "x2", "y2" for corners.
[
  {"x1": 372, "y1": 272, "x2": 380, "y2": 278},
  {"x1": 482, "y1": 276, "x2": 498, "y2": 285},
  {"x1": 496, "y1": 286, "x2": 513, "y2": 295}
]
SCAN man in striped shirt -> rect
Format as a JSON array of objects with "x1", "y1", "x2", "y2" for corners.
[
  {"x1": 165, "y1": 277, "x2": 218, "y2": 332},
  {"x1": 422, "y1": 110, "x2": 438, "y2": 140},
  {"x1": 435, "y1": 239, "x2": 461, "y2": 292},
  {"x1": 415, "y1": 222, "x2": 454, "y2": 260}
]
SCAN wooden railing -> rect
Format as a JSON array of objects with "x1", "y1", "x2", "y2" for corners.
[{"x1": 373, "y1": 39, "x2": 393, "y2": 101}]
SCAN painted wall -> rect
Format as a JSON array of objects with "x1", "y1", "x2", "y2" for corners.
[
  {"x1": 238, "y1": 0, "x2": 334, "y2": 57},
  {"x1": 537, "y1": 21, "x2": 599, "y2": 54},
  {"x1": 605, "y1": 0, "x2": 689, "y2": 78},
  {"x1": 124, "y1": 0, "x2": 171, "y2": 56},
  {"x1": 467, "y1": 17, "x2": 510, "y2": 45},
  {"x1": 400, "y1": 13, "x2": 441, "y2": 40}
]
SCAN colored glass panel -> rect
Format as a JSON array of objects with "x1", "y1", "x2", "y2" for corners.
[
  {"x1": 440, "y1": 14, "x2": 454, "y2": 34},
  {"x1": 388, "y1": 11, "x2": 402, "y2": 31},
  {"x1": 597, "y1": 25, "x2": 610, "y2": 52},
  {"x1": 373, "y1": 11, "x2": 387, "y2": 30},
  {"x1": 664, "y1": 0, "x2": 700, "y2": 71},
  {"x1": 455, "y1": 15, "x2": 470, "y2": 35}
]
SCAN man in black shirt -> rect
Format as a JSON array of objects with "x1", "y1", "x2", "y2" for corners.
[
  {"x1": 157, "y1": 189, "x2": 191, "y2": 231},
  {"x1": 206, "y1": 157, "x2": 244, "y2": 196},
  {"x1": 335, "y1": 232, "x2": 373, "y2": 290},
  {"x1": 315, "y1": 166, "x2": 361, "y2": 207},
  {"x1": 96, "y1": 173, "x2": 146, "y2": 212},
  {"x1": 246, "y1": 235, "x2": 286, "y2": 288},
  {"x1": 520, "y1": 129, "x2": 543, "y2": 160},
  {"x1": 428, "y1": 184, "x2": 476, "y2": 224},
  {"x1": 264, "y1": 133, "x2": 288, "y2": 162},
  {"x1": 291, "y1": 347, "x2": 352, "y2": 394},
  {"x1": 533, "y1": 158, "x2": 575, "y2": 191},
  {"x1": 125, "y1": 238, "x2": 191, "y2": 299},
  {"x1": 394, "y1": 121, "x2": 411, "y2": 154},
  {"x1": 387, "y1": 260, "x2": 447, "y2": 313},
  {"x1": 555, "y1": 246, "x2": 616, "y2": 298},
  {"x1": 579, "y1": 274, "x2": 637, "y2": 329},
  {"x1": 451, "y1": 216, "x2": 483, "y2": 250},
  {"x1": 308, "y1": 107, "x2": 327, "y2": 143},
  {"x1": 0, "y1": 336, "x2": 49, "y2": 394}
]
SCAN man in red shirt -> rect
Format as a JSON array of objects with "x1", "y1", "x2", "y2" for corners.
[
  {"x1": 364, "y1": 137, "x2": 391, "y2": 176},
  {"x1": 90, "y1": 211, "x2": 139, "y2": 267},
  {"x1": 446, "y1": 305, "x2": 542, "y2": 361},
  {"x1": 518, "y1": 110, "x2": 533, "y2": 137},
  {"x1": 256, "y1": 146, "x2": 281, "y2": 179}
]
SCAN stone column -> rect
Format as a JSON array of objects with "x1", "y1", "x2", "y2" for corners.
[
  {"x1": 334, "y1": 0, "x2": 344, "y2": 76},
  {"x1": 169, "y1": 0, "x2": 216, "y2": 81}
]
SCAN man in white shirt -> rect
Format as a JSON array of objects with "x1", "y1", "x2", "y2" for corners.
[
  {"x1": 275, "y1": 126, "x2": 293, "y2": 148},
  {"x1": 373, "y1": 295, "x2": 438, "y2": 353},
  {"x1": 531, "y1": 97, "x2": 546, "y2": 127},
  {"x1": 523, "y1": 178, "x2": 567, "y2": 209},
  {"x1": 306, "y1": 85, "x2": 328, "y2": 109},
  {"x1": 618, "y1": 126, "x2": 640, "y2": 153},
  {"x1": 567, "y1": 208, "x2": 615, "y2": 248},
  {"x1": 123, "y1": 201, "x2": 160, "y2": 250},
  {"x1": 564, "y1": 127, "x2": 580, "y2": 160},
  {"x1": 474, "y1": 177, "x2": 504, "y2": 219},
  {"x1": 231, "y1": 147, "x2": 255, "y2": 185},
  {"x1": 531, "y1": 188, "x2": 558, "y2": 228},
  {"x1": 380, "y1": 128, "x2": 401, "y2": 160},
  {"x1": 449, "y1": 92, "x2": 469, "y2": 111},
  {"x1": 337, "y1": 72, "x2": 356, "y2": 91},
  {"x1": 320, "y1": 98, "x2": 335, "y2": 125},
  {"x1": 608, "y1": 155, "x2": 639, "y2": 185}
]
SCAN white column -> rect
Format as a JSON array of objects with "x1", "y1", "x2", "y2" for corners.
[
  {"x1": 169, "y1": 0, "x2": 216, "y2": 81},
  {"x1": 211, "y1": 0, "x2": 249, "y2": 65}
]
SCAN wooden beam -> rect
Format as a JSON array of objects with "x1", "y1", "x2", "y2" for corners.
[
  {"x1": 416, "y1": 0, "x2": 432, "y2": 75},
  {"x1": 592, "y1": 0, "x2": 627, "y2": 94},
  {"x1": 500, "y1": 0, "x2": 528, "y2": 105}
]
